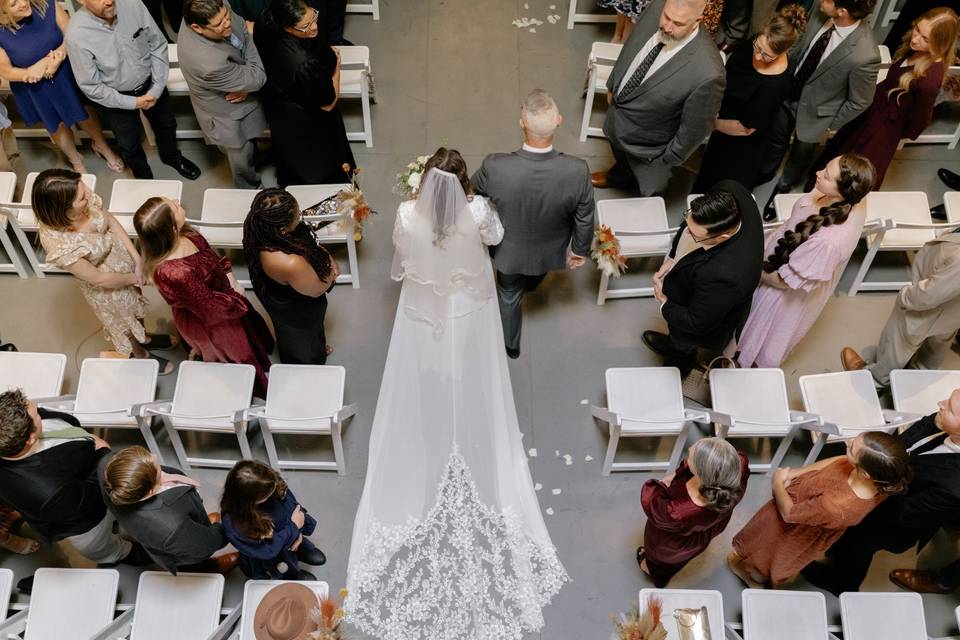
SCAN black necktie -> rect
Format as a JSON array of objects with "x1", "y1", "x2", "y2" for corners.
[
  {"x1": 790, "y1": 25, "x2": 835, "y2": 102},
  {"x1": 618, "y1": 42, "x2": 666, "y2": 101},
  {"x1": 911, "y1": 431, "x2": 949, "y2": 456}
]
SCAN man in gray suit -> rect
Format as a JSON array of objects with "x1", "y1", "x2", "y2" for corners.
[
  {"x1": 760, "y1": 0, "x2": 879, "y2": 220},
  {"x1": 472, "y1": 90, "x2": 595, "y2": 359},
  {"x1": 178, "y1": 0, "x2": 267, "y2": 188},
  {"x1": 591, "y1": 0, "x2": 726, "y2": 196}
]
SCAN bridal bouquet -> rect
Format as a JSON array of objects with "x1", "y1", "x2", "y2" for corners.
[
  {"x1": 592, "y1": 225, "x2": 627, "y2": 278},
  {"x1": 393, "y1": 155, "x2": 432, "y2": 198},
  {"x1": 611, "y1": 597, "x2": 667, "y2": 640},
  {"x1": 337, "y1": 164, "x2": 375, "y2": 239},
  {"x1": 308, "y1": 588, "x2": 348, "y2": 640}
]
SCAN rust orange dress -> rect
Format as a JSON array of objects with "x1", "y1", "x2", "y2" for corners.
[{"x1": 732, "y1": 458, "x2": 884, "y2": 584}]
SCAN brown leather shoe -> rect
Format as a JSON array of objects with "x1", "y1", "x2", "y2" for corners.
[
  {"x1": 207, "y1": 512, "x2": 221, "y2": 524},
  {"x1": 212, "y1": 552, "x2": 239, "y2": 575},
  {"x1": 889, "y1": 569, "x2": 954, "y2": 594},
  {"x1": 841, "y1": 347, "x2": 866, "y2": 371},
  {"x1": 591, "y1": 171, "x2": 609, "y2": 189}
]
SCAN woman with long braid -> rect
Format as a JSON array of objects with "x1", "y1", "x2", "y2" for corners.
[
  {"x1": 736, "y1": 154, "x2": 875, "y2": 367},
  {"x1": 243, "y1": 188, "x2": 339, "y2": 365}
]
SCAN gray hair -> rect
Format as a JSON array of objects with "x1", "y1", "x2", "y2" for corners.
[
  {"x1": 667, "y1": 0, "x2": 708, "y2": 18},
  {"x1": 521, "y1": 89, "x2": 560, "y2": 140},
  {"x1": 689, "y1": 438, "x2": 743, "y2": 511}
]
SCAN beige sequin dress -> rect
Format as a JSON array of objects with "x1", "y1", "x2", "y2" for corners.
[{"x1": 38, "y1": 195, "x2": 148, "y2": 355}]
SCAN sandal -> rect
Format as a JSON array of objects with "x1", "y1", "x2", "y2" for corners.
[
  {"x1": 0, "y1": 532, "x2": 39, "y2": 555},
  {"x1": 143, "y1": 333, "x2": 180, "y2": 350},
  {"x1": 92, "y1": 145, "x2": 126, "y2": 174},
  {"x1": 147, "y1": 353, "x2": 174, "y2": 376}
]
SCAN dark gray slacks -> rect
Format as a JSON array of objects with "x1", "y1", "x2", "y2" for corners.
[{"x1": 496, "y1": 272, "x2": 546, "y2": 352}]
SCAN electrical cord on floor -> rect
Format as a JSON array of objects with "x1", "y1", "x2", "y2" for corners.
[{"x1": 74, "y1": 325, "x2": 106, "y2": 375}]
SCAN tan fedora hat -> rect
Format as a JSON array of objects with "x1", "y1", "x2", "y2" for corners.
[{"x1": 253, "y1": 583, "x2": 320, "y2": 640}]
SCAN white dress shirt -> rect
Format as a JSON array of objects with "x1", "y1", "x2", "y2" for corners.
[
  {"x1": 522, "y1": 143, "x2": 554, "y2": 153},
  {"x1": 908, "y1": 431, "x2": 960, "y2": 456},
  {"x1": 618, "y1": 26, "x2": 700, "y2": 96},
  {"x1": 795, "y1": 20, "x2": 860, "y2": 73}
]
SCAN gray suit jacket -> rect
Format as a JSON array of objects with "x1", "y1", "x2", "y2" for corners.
[
  {"x1": 789, "y1": 11, "x2": 880, "y2": 143},
  {"x1": 898, "y1": 233, "x2": 960, "y2": 338},
  {"x1": 472, "y1": 149, "x2": 595, "y2": 276},
  {"x1": 603, "y1": 0, "x2": 725, "y2": 192},
  {"x1": 177, "y1": 8, "x2": 267, "y2": 148}
]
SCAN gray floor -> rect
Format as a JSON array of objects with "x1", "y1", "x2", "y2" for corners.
[{"x1": 2, "y1": 0, "x2": 960, "y2": 637}]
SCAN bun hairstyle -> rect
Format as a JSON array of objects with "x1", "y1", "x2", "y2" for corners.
[
  {"x1": 421, "y1": 147, "x2": 473, "y2": 197},
  {"x1": 763, "y1": 153, "x2": 875, "y2": 273},
  {"x1": 261, "y1": 0, "x2": 307, "y2": 30},
  {"x1": 102, "y1": 446, "x2": 158, "y2": 506},
  {"x1": 689, "y1": 438, "x2": 744, "y2": 512},
  {"x1": 763, "y1": 4, "x2": 807, "y2": 55},
  {"x1": 855, "y1": 431, "x2": 912, "y2": 496}
]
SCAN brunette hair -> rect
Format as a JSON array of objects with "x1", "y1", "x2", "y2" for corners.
[
  {"x1": 855, "y1": 431, "x2": 912, "y2": 496},
  {"x1": 242, "y1": 188, "x2": 332, "y2": 301},
  {"x1": 762, "y1": 4, "x2": 807, "y2": 55},
  {"x1": 0, "y1": 0, "x2": 46, "y2": 30},
  {"x1": 890, "y1": 8, "x2": 959, "y2": 102},
  {"x1": 32, "y1": 168, "x2": 83, "y2": 231},
  {"x1": 220, "y1": 460, "x2": 289, "y2": 539},
  {"x1": 0, "y1": 389, "x2": 32, "y2": 457},
  {"x1": 688, "y1": 190, "x2": 741, "y2": 235},
  {"x1": 421, "y1": 148, "x2": 473, "y2": 197},
  {"x1": 183, "y1": 0, "x2": 224, "y2": 27},
  {"x1": 689, "y1": 438, "x2": 744, "y2": 511},
  {"x1": 134, "y1": 197, "x2": 194, "y2": 279},
  {"x1": 763, "y1": 153, "x2": 875, "y2": 273},
  {"x1": 261, "y1": 0, "x2": 306, "y2": 28},
  {"x1": 833, "y1": 0, "x2": 876, "y2": 20},
  {"x1": 102, "y1": 446, "x2": 158, "y2": 505}
]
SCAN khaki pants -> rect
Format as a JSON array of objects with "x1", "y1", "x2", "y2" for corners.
[{"x1": 866, "y1": 303, "x2": 957, "y2": 386}]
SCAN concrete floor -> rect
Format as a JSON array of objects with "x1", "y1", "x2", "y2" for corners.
[{"x1": 2, "y1": 0, "x2": 960, "y2": 637}]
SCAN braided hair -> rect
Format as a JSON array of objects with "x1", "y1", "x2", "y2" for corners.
[
  {"x1": 242, "y1": 188, "x2": 332, "y2": 300},
  {"x1": 763, "y1": 154, "x2": 875, "y2": 274}
]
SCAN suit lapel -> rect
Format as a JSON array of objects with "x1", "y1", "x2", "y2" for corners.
[
  {"x1": 807, "y1": 22, "x2": 863, "y2": 84},
  {"x1": 619, "y1": 31, "x2": 701, "y2": 103}
]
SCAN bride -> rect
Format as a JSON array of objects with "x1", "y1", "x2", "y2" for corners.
[{"x1": 346, "y1": 148, "x2": 568, "y2": 639}]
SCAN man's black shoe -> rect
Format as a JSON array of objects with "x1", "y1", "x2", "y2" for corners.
[
  {"x1": 932, "y1": 203, "x2": 947, "y2": 221},
  {"x1": 642, "y1": 330, "x2": 673, "y2": 358},
  {"x1": 166, "y1": 156, "x2": 201, "y2": 181},
  {"x1": 16, "y1": 575, "x2": 33, "y2": 595},
  {"x1": 938, "y1": 168, "x2": 960, "y2": 191},
  {"x1": 506, "y1": 347, "x2": 520, "y2": 359},
  {"x1": 800, "y1": 561, "x2": 843, "y2": 597}
]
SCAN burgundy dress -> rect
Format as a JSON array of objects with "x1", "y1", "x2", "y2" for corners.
[
  {"x1": 810, "y1": 58, "x2": 945, "y2": 189},
  {"x1": 153, "y1": 232, "x2": 274, "y2": 396},
  {"x1": 640, "y1": 452, "x2": 750, "y2": 586}
]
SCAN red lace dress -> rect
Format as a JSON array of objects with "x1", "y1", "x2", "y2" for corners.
[{"x1": 153, "y1": 232, "x2": 274, "y2": 396}]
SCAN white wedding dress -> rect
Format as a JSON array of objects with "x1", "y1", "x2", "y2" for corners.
[{"x1": 345, "y1": 169, "x2": 568, "y2": 640}]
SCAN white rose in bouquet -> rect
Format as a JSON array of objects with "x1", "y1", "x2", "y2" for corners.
[
  {"x1": 417, "y1": 155, "x2": 431, "y2": 164},
  {"x1": 408, "y1": 172, "x2": 422, "y2": 189}
]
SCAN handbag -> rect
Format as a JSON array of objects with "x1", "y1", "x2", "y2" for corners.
[{"x1": 681, "y1": 355, "x2": 737, "y2": 407}]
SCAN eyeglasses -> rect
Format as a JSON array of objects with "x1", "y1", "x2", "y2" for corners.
[
  {"x1": 683, "y1": 209, "x2": 725, "y2": 244},
  {"x1": 752, "y1": 38, "x2": 777, "y2": 63},
  {"x1": 292, "y1": 8, "x2": 318, "y2": 32}
]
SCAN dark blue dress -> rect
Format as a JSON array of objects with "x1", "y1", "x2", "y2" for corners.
[
  {"x1": 0, "y1": 0, "x2": 88, "y2": 134},
  {"x1": 222, "y1": 488, "x2": 319, "y2": 579}
]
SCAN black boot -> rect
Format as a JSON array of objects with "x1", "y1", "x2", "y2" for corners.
[
  {"x1": 763, "y1": 185, "x2": 784, "y2": 222},
  {"x1": 296, "y1": 538, "x2": 327, "y2": 566}
]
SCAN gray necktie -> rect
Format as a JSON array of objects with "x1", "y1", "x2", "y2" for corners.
[{"x1": 618, "y1": 42, "x2": 665, "y2": 101}]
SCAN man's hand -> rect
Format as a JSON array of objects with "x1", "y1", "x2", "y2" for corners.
[
  {"x1": 91, "y1": 435, "x2": 110, "y2": 450},
  {"x1": 291, "y1": 505, "x2": 305, "y2": 529},
  {"x1": 653, "y1": 286, "x2": 667, "y2": 304},
  {"x1": 606, "y1": 90, "x2": 613, "y2": 105},
  {"x1": 714, "y1": 118, "x2": 756, "y2": 137},
  {"x1": 225, "y1": 91, "x2": 248, "y2": 104},
  {"x1": 136, "y1": 95, "x2": 157, "y2": 110},
  {"x1": 567, "y1": 253, "x2": 586, "y2": 270}
]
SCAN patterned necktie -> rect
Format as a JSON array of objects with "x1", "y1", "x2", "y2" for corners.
[
  {"x1": 790, "y1": 25, "x2": 836, "y2": 101},
  {"x1": 618, "y1": 41, "x2": 666, "y2": 101}
]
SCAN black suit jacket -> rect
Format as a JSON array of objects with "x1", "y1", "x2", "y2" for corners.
[
  {"x1": 0, "y1": 409, "x2": 108, "y2": 543},
  {"x1": 850, "y1": 414, "x2": 960, "y2": 551},
  {"x1": 661, "y1": 180, "x2": 764, "y2": 351},
  {"x1": 98, "y1": 456, "x2": 225, "y2": 574}
]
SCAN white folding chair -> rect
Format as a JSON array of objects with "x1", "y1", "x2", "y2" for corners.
[
  {"x1": 287, "y1": 184, "x2": 359, "y2": 288},
  {"x1": 90, "y1": 572, "x2": 225, "y2": 640},
  {"x1": 903, "y1": 64, "x2": 960, "y2": 148},
  {"x1": 0, "y1": 568, "x2": 13, "y2": 622},
  {"x1": 162, "y1": 44, "x2": 204, "y2": 140},
  {"x1": 38, "y1": 358, "x2": 163, "y2": 461},
  {"x1": 20, "y1": 172, "x2": 97, "y2": 205},
  {"x1": 245, "y1": 364, "x2": 357, "y2": 475},
  {"x1": 709, "y1": 368, "x2": 825, "y2": 474},
  {"x1": 193, "y1": 188, "x2": 260, "y2": 254},
  {"x1": 839, "y1": 592, "x2": 928, "y2": 640},
  {"x1": 0, "y1": 203, "x2": 32, "y2": 278},
  {"x1": 345, "y1": 0, "x2": 378, "y2": 19},
  {"x1": 208, "y1": 580, "x2": 329, "y2": 640},
  {"x1": 579, "y1": 42, "x2": 622, "y2": 141},
  {"x1": 135, "y1": 361, "x2": 256, "y2": 470},
  {"x1": 848, "y1": 192, "x2": 960, "y2": 296},
  {"x1": 890, "y1": 369, "x2": 960, "y2": 415},
  {"x1": 737, "y1": 589, "x2": 835, "y2": 640},
  {"x1": 595, "y1": 198, "x2": 676, "y2": 304},
  {"x1": 945, "y1": 191, "x2": 960, "y2": 221},
  {"x1": 638, "y1": 588, "x2": 725, "y2": 640},
  {"x1": 338, "y1": 46, "x2": 375, "y2": 148},
  {"x1": 877, "y1": 45, "x2": 892, "y2": 83},
  {"x1": 592, "y1": 367, "x2": 711, "y2": 475},
  {"x1": 0, "y1": 351, "x2": 66, "y2": 400},
  {"x1": 0, "y1": 568, "x2": 119, "y2": 640},
  {"x1": 567, "y1": 0, "x2": 616, "y2": 28},
  {"x1": 799, "y1": 370, "x2": 919, "y2": 465},
  {"x1": 108, "y1": 179, "x2": 184, "y2": 236}
]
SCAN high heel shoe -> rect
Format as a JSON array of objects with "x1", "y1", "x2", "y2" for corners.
[{"x1": 92, "y1": 145, "x2": 126, "y2": 174}]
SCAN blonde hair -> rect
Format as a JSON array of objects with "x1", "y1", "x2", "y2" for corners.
[
  {"x1": 0, "y1": 0, "x2": 47, "y2": 30},
  {"x1": 890, "y1": 8, "x2": 959, "y2": 102}
]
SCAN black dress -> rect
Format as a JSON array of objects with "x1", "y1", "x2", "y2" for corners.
[
  {"x1": 693, "y1": 44, "x2": 794, "y2": 193},
  {"x1": 252, "y1": 22, "x2": 356, "y2": 187}
]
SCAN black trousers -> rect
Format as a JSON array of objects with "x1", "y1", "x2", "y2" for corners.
[
  {"x1": 142, "y1": 0, "x2": 181, "y2": 42},
  {"x1": 97, "y1": 88, "x2": 180, "y2": 179},
  {"x1": 935, "y1": 557, "x2": 960, "y2": 589},
  {"x1": 758, "y1": 103, "x2": 821, "y2": 190},
  {"x1": 317, "y1": 0, "x2": 348, "y2": 43},
  {"x1": 816, "y1": 524, "x2": 920, "y2": 594},
  {"x1": 496, "y1": 272, "x2": 546, "y2": 353},
  {"x1": 606, "y1": 144, "x2": 639, "y2": 190}
]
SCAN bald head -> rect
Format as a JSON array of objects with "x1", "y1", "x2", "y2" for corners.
[
  {"x1": 659, "y1": 0, "x2": 704, "y2": 41},
  {"x1": 520, "y1": 89, "x2": 561, "y2": 145}
]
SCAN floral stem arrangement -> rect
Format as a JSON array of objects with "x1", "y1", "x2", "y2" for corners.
[
  {"x1": 336, "y1": 164, "x2": 376, "y2": 241},
  {"x1": 309, "y1": 587, "x2": 348, "y2": 640},
  {"x1": 611, "y1": 597, "x2": 667, "y2": 640},
  {"x1": 592, "y1": 224, "x2": 627, "y2": 278},
  {"x1": 393, "y1": 155, "x2": 431, "y2": 198}
]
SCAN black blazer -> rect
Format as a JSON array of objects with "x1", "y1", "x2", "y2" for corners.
[
  {"x1": 661, "y1": 180, "x2": 764, "y2": 351},
  {"x1": 851, "y1": 414, "x2": 960, "y2": 551},
  {"x1": 98, "y1": 456, "x2": 225, "y2": 574},
  {"x1": 0, "y1": 409, "x2": 108, "y2": 543}
]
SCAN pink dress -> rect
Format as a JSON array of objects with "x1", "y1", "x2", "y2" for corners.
[{"x1": 737, "y1": 194, "x2": 866, "y2": 367}]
